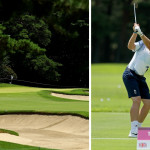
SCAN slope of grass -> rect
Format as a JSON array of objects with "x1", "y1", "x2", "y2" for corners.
[
  {"x1": 0, "y1": 141, "x2": 58, "y2": 150},
  {"x1": 0, "y1": 83, "x2": 89, "y2": 118},
  {"x1": 0, "y1": 83, "x2": 89, "y2": 149},
  {"x1": 50, "y1": 88, "x2": 89, "y2": 96},
  {"x1": 0, "y1": 129, "x2": 19, "y2": 136}
]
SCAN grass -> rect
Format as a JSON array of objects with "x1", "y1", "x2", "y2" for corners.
[
  {"x1": 0, "y1": 129, "x2": 19, "y2": 136},
  {"x1": 50, "y1": 88, "x2": 89, "y2": 96},
  {"x1": 91, "y1": 63, "x2": 150, "y2": 150},
  {"x1": 0, "y1": 83, "x2": 89, "y2": 118},
  {"x1": 0, "y1": 83, "x2": 89, "y2": 149},
  {"x1": 91, "y1": 112, "x2": 137, "y2": 150},
  {"x1": 91, "y1": 112, "x2": 150, "y2": 150},
  {"x1": 91, "y1": 63, "x2": 129, "y2": 112},
  {"x1": 0, "y1": 141, "x2": 57, "y2": 150},
  {"x1": 92, "y1": 63, "x2": 150, "y2": 112},
  {"x1": 92, "y1": 139, "x2": 137, "y2": 150}
]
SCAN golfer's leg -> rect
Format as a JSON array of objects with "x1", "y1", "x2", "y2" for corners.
[
  {"x1": 130, "y1": 96, "x2": 141, "y2": 121},
  {"x1": 138, "y1": 99, "x2": 150, "y2": 123},
  {"x1": 129, "y1": 96, "x2": 141, "y2": 136}
]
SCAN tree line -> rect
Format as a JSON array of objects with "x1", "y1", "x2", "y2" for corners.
[{"x1": 0, "y1": 0, "x2": 89, "y2": 87}]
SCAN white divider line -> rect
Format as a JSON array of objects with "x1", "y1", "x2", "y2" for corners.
[{"x1": 92, "y1": 138, "x2": 136, "y2": 140}]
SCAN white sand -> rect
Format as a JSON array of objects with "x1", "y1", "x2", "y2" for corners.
[
  {"x1": 51, "y1": 93, "x2": 89, "y2": 101},
  {"x1": 0, "y1": 115, "x2": 89, "y2": 150}
]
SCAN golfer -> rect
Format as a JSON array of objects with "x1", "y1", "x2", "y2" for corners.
[{"x1": 123, "y1": 23, "x2": 150, "y2": 138}]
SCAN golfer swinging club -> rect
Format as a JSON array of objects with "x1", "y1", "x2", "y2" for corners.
[{"x1": 123, "y1": 23, "x2": 150, "y2": 138}]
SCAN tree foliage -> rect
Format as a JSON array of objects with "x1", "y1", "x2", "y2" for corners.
[
  {"x1": 0, "y1": 0, "x2": 89, "y2": 87},
  {"x1": 8, "y1": 39, "x2": 61, "y2": 83},
  {"x1": 4, "y1": 15, "x2": 51, "y2": 47},
  {"x1": 0, "y1": 56, "x2": 17, "y2": 79}
]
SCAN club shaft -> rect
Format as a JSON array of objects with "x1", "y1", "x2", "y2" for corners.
[{"x1": 134, "y1": 3, "x2": 137, "y2": 23}]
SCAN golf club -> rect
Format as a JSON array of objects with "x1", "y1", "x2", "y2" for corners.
[
  {"x1": 134, "y1": 3, "x2": 137, "y2": 23},
  {"x1": 133, "y1": 2, "x2": 139, "y2": 32}
]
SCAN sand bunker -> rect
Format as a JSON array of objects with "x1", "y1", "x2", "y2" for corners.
[
  {"x1": 0, "y1": 114, "x2": 89, "y2": 150},
  {"x1": 51, "y1": 92, "x2": 89, "y2": 101}
]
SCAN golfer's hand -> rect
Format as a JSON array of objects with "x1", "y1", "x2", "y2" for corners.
[
  {"x1": 133, "y1": 23, "x2": 143, "y2": 36},
  {"x1": 133, "y1": 23, "x2": 138, "y2": 32}
]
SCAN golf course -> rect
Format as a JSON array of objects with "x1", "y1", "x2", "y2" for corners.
[
  {"x1": 0, "y1": 83, "x2": 89, "y2": 150},
  {"x1": 91, "y1": 63, "x2": 150, "y2": 150}
]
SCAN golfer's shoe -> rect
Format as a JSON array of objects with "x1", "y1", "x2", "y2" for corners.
[{"x1": 128, "y1": 130, "x2": 137, "y2": 138}]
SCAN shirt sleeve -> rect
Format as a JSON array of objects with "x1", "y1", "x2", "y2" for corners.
[{"x1": 132, "y1": 40, "x2": 143, "y2": 52}]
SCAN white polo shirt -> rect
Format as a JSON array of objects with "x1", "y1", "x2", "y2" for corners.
[{"x1": 128, "y1": 40, "x2": 150, "y2": 76}]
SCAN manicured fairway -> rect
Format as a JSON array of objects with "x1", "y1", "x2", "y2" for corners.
[
  {"x1": 92, "y1": 112, "x2": 150, "y2": 150},
  {"x1": 92, "y1": 138, "x2": 136, "y2": 150},
  {"x1": 92, "y1": 63, "x2": 150, "y2": 112},
  {"x1": 0, "y1": 83, "x2": 89, "y2": 149},
  {"x1": 91, "y1": 63, "x2": 150, "y2": 150},
  {"x1": 92, "y1": 63, "x2": 130, "y2": 112},
  {"x1": 0, "y1": 84, "x2": 89, "y2": 118}
]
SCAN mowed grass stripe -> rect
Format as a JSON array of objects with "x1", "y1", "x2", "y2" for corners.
[
  {"x1": 92, "y1": 63, "x2": 150, "y2": 112},
  {"x1": 0, "y1": 83, "x2": 89, "y2": 149},
  {"x1": 91, "y1": 63, "x2": 150, "y2": 150},
  {"x1": 92, "y1": 63, "x2": 129, "y2": 112},
  {"x1": 92, "y1": 112, "x2": 131, "y2": 138},
  {"x1": 0, "y1": 84, "x2": 89, "y2": 118},
  {"x1": 92, "y1": 139, "x2": 137, "y2": 150},
  {"x1": 0, "y1": 83, "x2": 80, "y2": 93},
  {"x1": 91, "y1": 112, "x2": 150, "y2": 150},
  {"x1": 92, "y1": 138, "x2": 136, "y2": 140}
]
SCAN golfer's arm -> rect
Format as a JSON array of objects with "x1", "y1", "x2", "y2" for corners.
[
  {"x1": 140, "y1": 35, "x2": 150, "y2": 50},
  {"x1": 128, "y1": 33, "x2": 137, "y2": 50}
]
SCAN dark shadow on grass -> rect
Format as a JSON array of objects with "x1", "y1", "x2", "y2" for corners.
[{"x1": 0, "y1": 111, "x2": 89, "y2": 119}]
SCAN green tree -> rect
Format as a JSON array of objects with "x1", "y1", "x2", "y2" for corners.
[
  {"x1": 8, "y1": 39, "x2": 61, "y2": 82},
  {"x1": 0, "y1": 0, "x2": 89, "y2": 87},
  {"x1": 31, "y1": 55, "x2": 62, "y2": 82},
  {"x1": 45, "y1": 0, "x2": 89, "y2": 87},
  {"x1": 0, "y1": 25, "x2": 17, "y2": 79},
  {"x1": 0, "y1": 56, "x2": 17, "y2": 80},
  {"x1": 4, "y1": 15, "x2": 52, "y2": 47}
]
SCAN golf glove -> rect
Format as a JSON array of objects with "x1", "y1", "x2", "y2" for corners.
[{"x1": 134, "y1": 26, "x2": 143, "y2": 36}]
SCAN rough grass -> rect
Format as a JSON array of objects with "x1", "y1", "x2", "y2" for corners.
[
  {"x1": 0, "y1": 129, "x2": 19, "y2": 136},
  {"x1": 0, "y1": 141, "x2": 58, "y2": 150}
]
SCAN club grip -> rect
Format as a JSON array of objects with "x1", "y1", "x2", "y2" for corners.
[{"x1": 135, "y1": 26, "x2": 139, "y2": 32}]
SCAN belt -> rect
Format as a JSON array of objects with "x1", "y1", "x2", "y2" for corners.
[{"x1": 126, "y1": 67, "x2": 144, "y2": 77}]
